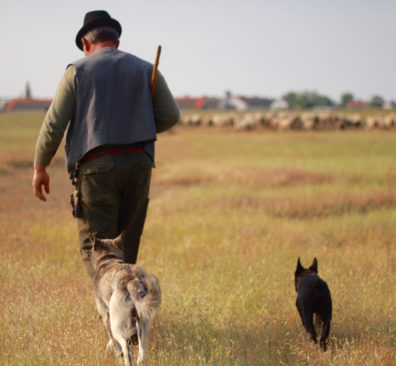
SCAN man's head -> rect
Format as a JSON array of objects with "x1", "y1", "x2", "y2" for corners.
[
  {"x1": 81, "y1": 27, "x2": 120, "y2": 56},
  {"x1": 76, "y1": 10, "x2": 122, "y2": 54}
]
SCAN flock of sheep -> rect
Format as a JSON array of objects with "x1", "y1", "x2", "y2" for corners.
[{"x1": 179, "y1": 111, "x2": 396, "y2": 131}]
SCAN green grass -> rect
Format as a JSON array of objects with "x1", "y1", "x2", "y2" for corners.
[{"x1": 0, "y1": 112, "x2": 395, "y2": 365}]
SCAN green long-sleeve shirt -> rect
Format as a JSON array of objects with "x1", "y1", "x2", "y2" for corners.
[{"x1": 34, "y1": 62, "x2": 180, "y2": 167}]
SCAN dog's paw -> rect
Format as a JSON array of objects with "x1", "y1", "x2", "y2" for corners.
[
  {"x1": 105, "y1": 339, "x2": 113, "y2": 354},
  {"x1": 320, "y1": 340, "x2": 327, "y2": 352},
  {"x1": 105, "y1": 339, "x2": 123, "y2": 357},
  {"x1": 137, "y1": 348, "x2": 146, "y2": 365},
  {"x1": 137, "y1": 354, "x2": 145, "y2": 365}
]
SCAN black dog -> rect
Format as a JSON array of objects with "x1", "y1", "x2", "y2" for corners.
[{"x1": 294, "y1": 257, "x2": 332, "y2": 351}]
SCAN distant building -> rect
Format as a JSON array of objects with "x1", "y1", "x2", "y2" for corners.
[
  {"x1": 240, "y1": 96, "x2": 273, "y2": 109},
  {"x1": 0, "y1": 99, "x2": 7, "y2": 112},
  {"x1": 218, "y1": 97, "x2": 248, "y2": 110},
  {"x1": 5, "y1": 97, "x2": 52, "y2": 112},
  {"x1": 175, "y1": 96, "x2": 220, "y2": 110},
  {"x1": 347, "y1": 100, "x2": 368, "y2": 109},
  {"x1": 270, "y1": 99, "x2": 289, "y2": 110},
  {"x1": 175, "y1": 95, "x2": 273, "y2": 110},
  {"x1": 383, "y1": 100, "x2": 396, "y2": 110}
]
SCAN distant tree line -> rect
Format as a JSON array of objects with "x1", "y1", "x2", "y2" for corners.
[
  {"x1": 25, "y1": 81, "x2": 32, "y2": 98},
  {"x1": 282, "y1": 91, "x2": 335, "y2": 109},
  {"x1": 340, "y1": 92, "x2": 386, "y2": 108},
  {"x1": 282, "y1": 90, "x2": 390, "y2": 109}
]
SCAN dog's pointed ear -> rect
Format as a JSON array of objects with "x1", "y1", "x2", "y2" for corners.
[
  {"x1": 113, "y1": 230, "x2": 125, "y2": 249},
  {"x1": 295, "y1": 257, "x2": 304, "y2": 274},
  {"x1": 309, "y1": 257, "x2": 318, "y2": 273},
  {"x1": 89, "y1": 234, "x2": 103, "y2": 251},
  {"x1": 88, "y1": 232, "x2": 96, "y2": 247}
]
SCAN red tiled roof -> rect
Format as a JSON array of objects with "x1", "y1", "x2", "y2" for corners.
[
  {"x1": 5, "y1": 97, "x2": 52, "y2": 112},
  {"x1": 347, "y1": 100, "x2": 368, "y2": 108},
  {"x1": 175, "y1": 96, "x2": 220, "y2": 110}
]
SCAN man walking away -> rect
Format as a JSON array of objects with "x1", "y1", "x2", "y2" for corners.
[{"x1": 32, "y1": 10, "x2": 180, "y2": 279}]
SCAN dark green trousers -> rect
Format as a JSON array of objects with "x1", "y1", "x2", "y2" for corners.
[{"x1": 76, "y1": 151, "x2": 153, "y2": 280}]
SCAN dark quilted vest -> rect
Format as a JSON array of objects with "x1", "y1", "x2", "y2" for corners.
[{"x1": 65, "y1": 47, "x2": 156, "y2": 171}]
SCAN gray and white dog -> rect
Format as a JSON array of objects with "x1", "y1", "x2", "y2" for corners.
[{"x1": 90, "y1": 233, "x2": 161, "y2": 365}]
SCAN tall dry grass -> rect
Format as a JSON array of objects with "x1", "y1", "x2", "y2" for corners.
[{"x1": 0, "y1": 113, "x2": 395, "y2": 365}]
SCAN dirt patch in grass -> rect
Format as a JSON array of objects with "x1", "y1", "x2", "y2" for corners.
[
  {"x1": 7, "y1": 159, "x2": 32, "y2": 170},
  {"x1": 6, "y1": 156, "x2": 64, "y2": 171},
  {"x1": 222, "y1": 190, "x2": 396, "y2": 219},
  {"x1": 153, "y1": 168, "x2": 332, "y2": 190},
  {"x1": 226, "y1": 167, "x2": 333, "y2": 188},
  {"x1": 155, "y1": 176, "x2": 213, "y2": 187},
  {"x1": 0, "y1": 167, "x2": 10, "y2": 175}
]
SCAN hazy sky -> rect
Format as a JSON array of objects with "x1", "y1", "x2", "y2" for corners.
[{"x1": 1, "y1": 0, "x2": 395, "y2": 101}]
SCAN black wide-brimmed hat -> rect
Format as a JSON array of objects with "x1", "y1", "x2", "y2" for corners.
[{"x1": 75, "y1": 10, "x2": 122, "y2": 50}]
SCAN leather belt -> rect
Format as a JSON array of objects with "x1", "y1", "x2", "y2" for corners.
[{"x1": 80, "y1": 146, "x2": 145, "y2": 164}]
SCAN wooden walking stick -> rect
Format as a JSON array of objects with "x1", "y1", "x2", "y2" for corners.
[{"x1": 151, "y1": 45, "x2": 162, "y2": 99}]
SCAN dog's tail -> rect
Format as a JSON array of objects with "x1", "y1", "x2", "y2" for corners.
[{"x1": 126, "y1": 272, "x2": 161, "y2": 320}]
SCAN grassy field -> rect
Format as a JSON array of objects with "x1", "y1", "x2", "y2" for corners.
[{"x1": 0, "y1": 112, "x2": 395, "y2": 365}]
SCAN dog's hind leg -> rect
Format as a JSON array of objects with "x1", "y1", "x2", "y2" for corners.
[
  {"x1": 296, "y1": 300, "x2": 304, "y2": 326},
  {"x1": 103, "y1": 314, "x2": 122, "y2": 356},
  {"x1": 110, "y1": 318, "x2": 133, "y2": 366},
  {"x1": 109, "y1": 291, "x2": 135, "y2": 365},
  {"x1": 96, "y1": 297, "x2": 122, "y2": 356},
  {"x1": 319, "y1": 320, "x2": 330, "y2": 351},
  {"x1": 117, "y1": 339, "x2": 133, "y2": 366},
  {"x1": 107, "y1": 331, "x2": 132, "y2": 366},
  {"x1": 136, "y1": 318, "x2": 150, "y2": 365},
  {"x1": 302, "y1": 312, "x2": 317, "y2": 344}
]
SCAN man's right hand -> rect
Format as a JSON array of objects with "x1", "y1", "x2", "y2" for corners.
[{"x1": 32, "y1": 164, "x2": 50, "y2": 202}]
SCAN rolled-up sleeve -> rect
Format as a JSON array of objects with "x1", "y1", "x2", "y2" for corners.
[
  {"x1": 34, "y1": 65, "x2": 76, "y2": 167},
  {"x1": 153, "y1": 71, "x2": 180, "y2": 133}
]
